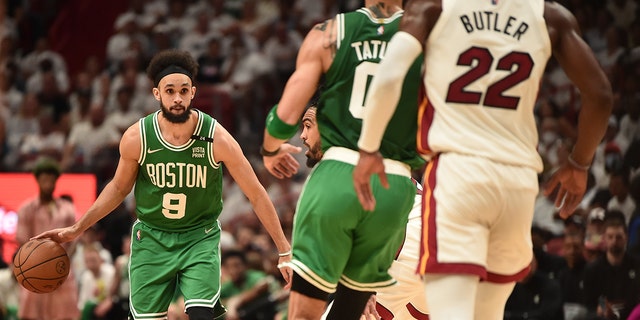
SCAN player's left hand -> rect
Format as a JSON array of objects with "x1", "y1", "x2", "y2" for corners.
[
  {"x1": 277, "y1": 255, "x2": 293, "y2": 289},
  {"x1": 354, "y1": 150, "x2": 388, "y2": 211},
  {"x1": 543, "y1": 163, "x2": 588, "y2": 219}
]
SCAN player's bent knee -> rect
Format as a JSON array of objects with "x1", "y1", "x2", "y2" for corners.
[
  {"x1": 291, "y1": 272, "x2": 331, "y2": 301},
  {"x1": 186, "y1": 306, "x2": 215, "y2": 320}
]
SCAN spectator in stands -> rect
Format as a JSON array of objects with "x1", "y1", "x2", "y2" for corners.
[
  {"x1": 4, "y1": 93, "x2": 41, "y2": 169},
  {"x1": 179, "y1": 11, "x2": 218, "y2": 59},
  {"x1": 25, "y1": 57, "x2": 69, "y2": 96},
  {"x1": 263, "y1": 21, "x2": 302, "y2": 88},
  {"x1": 605, "y1": 0, "x2": 637, "y2": 29},
  {"x1": 607, "y1": 168, "x2": 636, "y2": 225},
  {"x1": 68, "y1": 87, "x2": 93, "y2": 127},
  {"x1": 0, "y1": 61, "x2": 24, "y2": 114},
  {"x1": 584, "y1": 215, "x2": 640, "y2": 320},
  {"x1": 15, "y1": 157, "x2": 79, "y2": 320},
  {"x1": 61, "y1": 103, "x2": 120, "y2": 172},
  {"x1": 105, "y1": 86, "x2": 143, "y2": 134},
  {"x1": 107, "y1": 235, "x2": 131, "y2": 320},
  {"x1": 77, "y1": 243, "x2": 116, "y2": 320},
  {"x1": 592, "y1": 116, "x2": 624, "y2": 190},
  {"x1": 164, "y1": 0, "x2": 195, "y2": 43},
  {"x1": 206, "y1": 0, "x2": 238, "y2": 36},
  {"x1": 615, "y1": 95, "x2": 640, "y2": 150},
  {"x1": 585, "y1": 207, "x2": 607, "y2": 263},
  {"x1": 20, "y1": 36, "x2": 67, "y2": 82},
  {"x1": 70, "y1": 225, "x2": 113, "y2": 287},
  {"x1": 558, "y1": 232, "x2": 589, "y2": 320},
  {"x1": 17, "y1": 108, "x2": 66, "y2": 171},
  {"x1": 0, "y1": 259, "x2": 20, "y2": 320},
  {"x1": 584, "y1": 10, "x2": 613, "y2": 56},
  {"x1": 220, "y1": 249, "x2": 281, "y2": 320},
  {"x1": 106, "y1": 12, "x2": 149, "y2": 74},
  {"x1": 196, "y1": 36, "x2": 227, "y2": 85},
  {"x1": 504, "y1": 251, "x2": 564, "y2": 320},
  {"x1": 119, "y1": 0, "x2": 158, "y2": 34},
  {"x1": 628, "y1": 174, "x2": 640, "y2": 258}
]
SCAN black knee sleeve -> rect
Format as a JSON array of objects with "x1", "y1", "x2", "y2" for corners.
[
  {"x1": 326, "y1": 283, "x2": 375, "y2": 320},
  {"x1": 187, "y1": 306, "x2": 215, "y2": 320},
  {"x1": 291, "y1": 272, "x2": 331, "y2": 301}
]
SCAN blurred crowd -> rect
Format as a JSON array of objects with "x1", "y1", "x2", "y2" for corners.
[{"x1": 1, "y1": 0, "x2": 640, "y2": 319}]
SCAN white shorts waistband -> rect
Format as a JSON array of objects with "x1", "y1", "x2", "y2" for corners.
[{"x1": 322, "y1": 147, "x2": 411, "y2": 178}]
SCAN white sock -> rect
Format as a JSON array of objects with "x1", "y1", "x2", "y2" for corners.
[{"x1": 423, "y1": 274, "x2": 479, "y2": 319}]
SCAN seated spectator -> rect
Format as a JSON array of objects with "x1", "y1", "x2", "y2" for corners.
[
  {"x1": 61, "y1": 103, "x2": 120, "y2": 172},
  {"x1": 4, "y1": 93, "x2": 41, "y2": 169},
  {"x1": 197, "y1": 36, "x2": 227, "y2": 85},
  {"x1": 105, "y1": 86, "x2": 143, "y2": 134},
  {"x1": 607, "y1": 168, "x2": 636, "y2": 226},
  {"x1": 71, "y1": 225, "x2": 114, "y2": 286},
  {"x1": 17, "y1": 108, "x2": 66, "y2": 171},
  {"x1": 584, "y1": 215, "x2": 640, "y2": 320},
  {"x1": 504, "y1": 251, "x2": 564, "y2": 320},
  {"x1": 629, "y1": 173, "x2": 640, "y2": 258},
  {"x1": 558, "y1": 232, "x2": 589, "y2": 320},
  {"x1": 77, "y1": 244, "x2": 116, "y2": 320},
  {"x1": 585, "y1": 207, "x2": 607, "y2": 262},
  {"x1": 0, "y1": 262, "x2": 19, "y2": 320},
  {"x1": 220, "y1": 249, "x2": 281, "y2": 320}
]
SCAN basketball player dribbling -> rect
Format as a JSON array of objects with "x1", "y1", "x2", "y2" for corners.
[
  {"x1": 33, "y1": 50, "x2": 292, "y2": 320},
  {"x1": 354, "y1": 0, "x2": 613, "y2": 319}
]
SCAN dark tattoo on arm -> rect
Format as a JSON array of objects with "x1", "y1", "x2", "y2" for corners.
[
  {"x1": 369, "y1": 2, "x2": 399, "y2": 18},
  {"x1": 319, "y1": 19, "x2": 337, "y2": 59},
  {"x1": 314, "y1": 20, "x2": 329, "y2": 31}
]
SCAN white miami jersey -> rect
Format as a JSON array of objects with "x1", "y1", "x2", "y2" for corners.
[{"x1": 418, "y1": 0, "x2": 551, "y2": 172}]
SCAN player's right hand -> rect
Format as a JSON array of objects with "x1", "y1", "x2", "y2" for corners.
[
  {"x1": 263, "y1": 143, "x2": 302, "y2": 179},
  {"x1": 32, "y1": 225, "x2": 81, "y2": 243},
  {"x1": 361, "y1": 294, "x2": 381, "y2": 320},
  {"x1": 353, "y1": 150, "x2": 388, "y2": 211}
]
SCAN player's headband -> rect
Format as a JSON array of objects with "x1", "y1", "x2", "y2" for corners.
[{"x1": 154, "y1": 65, "x2": 193, "y2": 87}]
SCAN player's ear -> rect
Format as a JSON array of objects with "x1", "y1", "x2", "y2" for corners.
[{"x1": 152, "y1": 87, "x2": 161, "y2": 101}]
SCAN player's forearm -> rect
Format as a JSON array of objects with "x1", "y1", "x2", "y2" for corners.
[
  {"x1": 571, "y1": 86, "x2": 613, "y2": 166},
  {"x1": 75, "y1": 182, "x2": 129, "y2": 233},
  {"x1": 358, "y1": 32, "x2": 422, "y2": 152},
  {"x1": 251, "y1": 196, "x2": 291, "y2": 253}
]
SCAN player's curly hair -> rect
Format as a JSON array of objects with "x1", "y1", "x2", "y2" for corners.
[{"x1": 146, "y1": 49, "x2": 198, "y2": 86}]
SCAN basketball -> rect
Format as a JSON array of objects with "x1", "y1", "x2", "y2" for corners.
[{"x1": 12, "y1": 238, "x2": 70, "y2": 294}]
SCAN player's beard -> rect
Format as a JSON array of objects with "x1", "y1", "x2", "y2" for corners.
[
  {"x1": 305, "y1": 142, "x2": 323, "y2": 168},
  {"x1": 161, "y1": 101, "x2": 192, "y2": 123}
]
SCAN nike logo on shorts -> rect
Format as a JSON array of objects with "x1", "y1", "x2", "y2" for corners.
[
  {"x1": 205, "y1": 226, "x2": 215, "y2": 234},
  {"x1": 148, "y1": 148, "x2": 163, "y2": 154}
]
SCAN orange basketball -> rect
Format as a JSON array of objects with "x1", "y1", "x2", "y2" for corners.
[{"x1": 12, "y1": 238, "x2": 70, "y2": 293}]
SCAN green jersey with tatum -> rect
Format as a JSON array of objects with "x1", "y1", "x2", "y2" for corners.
[
  {"x1": 318, "y1": 8, "x2": 425, "y2": 169},
  {"x1": 135, "y1": 109, "x2": 223, "y2": 232}
]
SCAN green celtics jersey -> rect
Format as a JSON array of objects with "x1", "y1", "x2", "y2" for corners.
[
  {"x1": 134, "y1": 109, "x2": 223, "y2": 232},
  {"x1": 318, "y1": 9, "x2": 425, "y2": 169}
]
